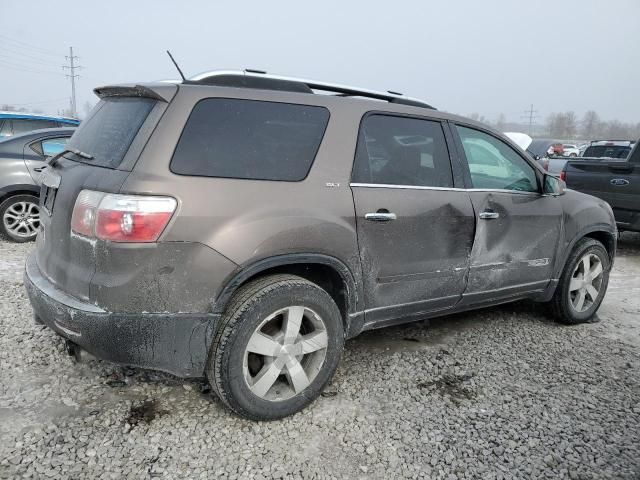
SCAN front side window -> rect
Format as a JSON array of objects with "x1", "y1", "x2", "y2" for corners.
[
  {"x1": 456, "y1": 126, "x2": 538, "y2": 192},
  {"x1": 171, "y1": 99, "x2": 330, "y2": 181},
  {"x1": 352, "y1": 114, "x2": 453, "y2": 187},
  {"x1": 0, "y1": 120, "x2": 11, "y2": 136}
]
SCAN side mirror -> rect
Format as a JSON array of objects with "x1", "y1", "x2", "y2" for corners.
[{"x1": 543, "y1": 174, "x2": 566, "y2": 196}]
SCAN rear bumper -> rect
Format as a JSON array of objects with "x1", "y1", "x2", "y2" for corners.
[{"x1": 24, "y1": 253, "x2": 219, "y2": 377}]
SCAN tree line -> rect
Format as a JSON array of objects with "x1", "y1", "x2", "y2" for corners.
[
  {"x1": 545, "y1": 111, "x2": 640, "y2": 140},
  {"x1": 468, "y1": 111, "x2": 640, "y2": 141}
]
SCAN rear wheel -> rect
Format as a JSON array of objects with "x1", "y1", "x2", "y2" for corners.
[
  {"x1": 550, "y1": 238, "x2": 610, "y2": 324},
  {"x1": 0, "y1": 195, "x2": 40, "y2": 242},
  {"x1": 207, "y1": 274, "x2": 344, "y2": 420}
]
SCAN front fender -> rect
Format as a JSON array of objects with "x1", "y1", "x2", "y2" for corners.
[{"x1": 553, "y1": 189, "x2": 616, "y2": 279}]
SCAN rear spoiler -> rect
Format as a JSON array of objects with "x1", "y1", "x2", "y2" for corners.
[{"x1": 93, "y1": 84, "x2": 177, "y2": 103}]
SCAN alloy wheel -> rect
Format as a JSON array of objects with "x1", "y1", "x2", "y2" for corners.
[
  {"x1": 243, "y1": 306, "x2": 328, "y2": 401},
  {"x1": 3, "y1": 201, "x2": 40, "y2": 239},
  {"x1": 568, "y1": 253, "x2": 604, "y2": 313}
]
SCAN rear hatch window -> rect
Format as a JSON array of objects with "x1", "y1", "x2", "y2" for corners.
[
  {"x1": 583, "y1": 145, "x2": 631, "y2": 159},
  {"x1": 170, "y1": 98, "x2": 330, "y2": 181},
  {"x1": 66, "y1": 97, "x2": 156, "y2": 168}
]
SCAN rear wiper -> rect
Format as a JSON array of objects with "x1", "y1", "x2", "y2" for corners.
[
  {"x1": 47, "y1": 148, "x2": 94, "y2": 167},
  {"x1": 68, "y1": 147, "x2": 94, "y2": 159}
]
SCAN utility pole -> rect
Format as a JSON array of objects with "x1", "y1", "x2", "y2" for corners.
[
  {"x1": 521, "y1": 104, "x2": 538, "y2": 136},
  {"x1": 63, "y1": 47, "x2": 82, "y2": 118}
]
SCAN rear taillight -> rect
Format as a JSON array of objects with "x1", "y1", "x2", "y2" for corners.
[
  {"x1": 71, "y1": 190, "x2": 177, "y2": 242},
  {"x1": 560, "y1": 170, "x2": 567, "y2": 182}
]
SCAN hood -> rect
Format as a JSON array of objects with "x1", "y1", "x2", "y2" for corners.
[{"x1": 504, "y1": 132, "x2": 533, "y2": 151}]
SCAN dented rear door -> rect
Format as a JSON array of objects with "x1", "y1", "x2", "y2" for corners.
[{"x1": 351, "y1": 114, "x2": 475, "y2": 326}]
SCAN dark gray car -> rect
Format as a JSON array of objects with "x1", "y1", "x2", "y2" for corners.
[
  {"x1": 24, "y1": 72, "x2": 617, "y2": 420},
  {"x1": 0, "y1": 128, "x2": 75, "y2": 242}
]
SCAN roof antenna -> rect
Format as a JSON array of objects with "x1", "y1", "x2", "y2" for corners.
[{"x1": 166, "y1": 50, "x2": 186, "y2": 82}]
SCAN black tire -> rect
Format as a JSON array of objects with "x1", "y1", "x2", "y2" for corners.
[
  {"x1": 550, "y1": 238, "x2": 611, "y2": 324},
  {"x1": 0, "y1": 194, "x2": 40, "y2": 243},
  {"x1": 206, "y1": 274, "x2": 344, "y2": 420}
]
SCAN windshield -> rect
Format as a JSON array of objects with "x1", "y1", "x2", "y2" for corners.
[{"x1": 66, "y1": 97, "x2": 156, "y2": 168}]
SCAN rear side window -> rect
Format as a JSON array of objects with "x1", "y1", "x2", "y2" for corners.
[
  {"x1": 29, "y1": 137, "x2": 70, "y2": 157},
  {"x1": 170, "y1": 99, "x2": 330, "y2": 181},
  {"x1": 66, "y1": 97, "x2": 156, "y2": 168},
  {"x1": 352, "y1": 114, "x2": 453, "y2": 188}
]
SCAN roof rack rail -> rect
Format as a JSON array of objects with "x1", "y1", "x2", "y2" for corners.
[{"x1": 187, "y1": 70, "x2": 436, "y2": 110}]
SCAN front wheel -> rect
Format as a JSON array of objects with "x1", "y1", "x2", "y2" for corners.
[
  {"x1": 207, "y1": 274, "x2": 344, "y2": 420},
  {"x1": 0, "y1": 194, "x2": 41, "y2": 242},
  {"x1": 549, "y1": 238, "x2": 611, "y2": 324}
]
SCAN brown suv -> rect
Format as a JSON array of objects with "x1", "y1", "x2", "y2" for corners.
[{"x1": 25, "y1": 71, "x2": 617, "y2": 420}]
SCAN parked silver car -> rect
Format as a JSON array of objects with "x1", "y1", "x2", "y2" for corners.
[{"x1": 0, "y1": 128, "x2": 75, "y2": 242}]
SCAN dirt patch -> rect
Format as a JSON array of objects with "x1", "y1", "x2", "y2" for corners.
[
  {"x1": 126, "y1": 399, "x2": 166, "y2": 426},
  {"x1": 419, "y1": 373, "x2": 476, "y2": 403}
]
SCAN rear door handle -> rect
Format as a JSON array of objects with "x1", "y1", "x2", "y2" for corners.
[
  {"x1": 365, "y1": 212, "x2": 397, "y2": 222},
  {"x1": 33, "y1": 166, "x2": 47, "y2": 172},
  {"x1": 479, "y1": 210, "x2": 500, "y2": 220}
]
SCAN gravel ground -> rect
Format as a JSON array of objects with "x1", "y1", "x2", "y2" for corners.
[{"x1": 1, "y1": 234, "x2": 639, "y2": 479}]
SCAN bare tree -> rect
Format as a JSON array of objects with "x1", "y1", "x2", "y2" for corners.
[
  {"x1": 82, "y1": 101, "x2": 95, "y2": 118},
  {"x1": 564, "y1": 111, "x2": 577, "y2": 138},
  {"x1": 547, "y1": 111, "x2": 577, "y2": 138},
  {"x1": 581, "y1": 110, "x2": 600, "y2": 139},
  {"x1": 495, "y1": 113, "x2": 506, "y2": 131},
  {"x1": 468, "y1": 112, "x2": 489, "y2": 125}
]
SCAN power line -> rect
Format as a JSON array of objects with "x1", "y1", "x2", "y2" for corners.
[
  {"x1": 0, "y1": 59, "x2": 65, "y2": 77},
  {"x1": 0, "y1": 50, "x2": 61, "y2": 68},
  {"x1": 0, "y1": 52, "x2": 61, "y2": 70},
  {"x1": 9, "y1": 97, "x2": 69, "y2": 106},
  {"x1": 0, "y1": 34, "x2": 61, "y2": 57},
  {"x1": 521, "y1": 104, "x2": 539, "y2": 135},
  {"x1": 62, "y1": 47, "x2": 82, "y2": 118}
]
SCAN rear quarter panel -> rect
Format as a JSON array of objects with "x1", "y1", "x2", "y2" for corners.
[
  {"x1": 0, "y1": 158, "x2": 35, "y2": 195},
  {"x1": 0, "y1": 137, "x2": 37, "y2": 198},
  {"x1": 120, "y1": 86, "x2": 366, "y2": 307}
]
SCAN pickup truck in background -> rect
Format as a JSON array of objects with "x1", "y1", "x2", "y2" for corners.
[
  {"x1": 562, "y1": 140, "x2": 640, "y2": 232},
  {"x1": 582, "y1": 140, "x2": 634, "y2": 159},
  {"x1": 547, "y1": 140, "x2": 635, "y2": 175}
]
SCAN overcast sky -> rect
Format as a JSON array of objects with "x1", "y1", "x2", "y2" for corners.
[{"x1": 1, "y1": 0, "x2": 639, "y2": 123}]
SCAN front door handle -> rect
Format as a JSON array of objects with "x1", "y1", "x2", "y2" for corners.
[
  {"x1": 365, "y1": 212, "x2": 397, "y2": 222},
  {"x1": 33, "y1": 166, "x2": 47, "y2": 172},
  {"x1": 479, "y1": 210, "x2": 500, "y2": 220}
]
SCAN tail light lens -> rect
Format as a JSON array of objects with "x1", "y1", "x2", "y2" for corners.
[
  {"x1": 71, "y1": 190, "x2": 177, "y2": 242},
  {"x1": 560, "y1": 170, "x2": 567, "y2": 182}
]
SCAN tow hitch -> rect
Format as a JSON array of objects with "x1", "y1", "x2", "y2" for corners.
[{"x1": 64, "y1": 340, "x2": 95, "y2": 363}]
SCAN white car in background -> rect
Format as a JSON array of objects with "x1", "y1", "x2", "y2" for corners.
[{"x1": 562, "y1": 144, "x2": 580, "y2": 157}]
